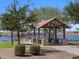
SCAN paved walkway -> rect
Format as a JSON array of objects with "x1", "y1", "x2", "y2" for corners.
[{"x1": 51, "y1": 46, "x2": 79, "y2": 56}]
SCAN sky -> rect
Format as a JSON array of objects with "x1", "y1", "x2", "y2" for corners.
[
  {"x1": 0, "y1": 0, "x2": 74, "y2": 14},
  {"x1": 66, "y1": 24, "x2": 79, "y2": 32},
  {"x1": 0, "y1": 0, "x2": 78, "y2": 32}
]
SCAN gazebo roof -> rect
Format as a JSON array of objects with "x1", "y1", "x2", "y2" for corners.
[{"x1": 34, "y1": 17, "x2": 70, "y2": 29}]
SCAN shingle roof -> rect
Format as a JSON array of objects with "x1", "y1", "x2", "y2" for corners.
[{"x1": 34, "y1": 17, "x2": 69, "y2": 29}]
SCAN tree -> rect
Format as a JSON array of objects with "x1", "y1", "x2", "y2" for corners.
[
  {"x1": 34, "y1": 7, "x2": 62, "y2": 20},
  {"x1": 64, "y1": 2, "x2": 79, "y2": 24},
  {"x1": 1, "y1": 0, "x2": 20, "y2": 44},
  {"x1": 1, "y1": 0, "x2": 29, "y2": 44},
  {"x1": 1, "y1": 0, "x2": 38, "y2": 44},
  {"x1": 1, "y1": 13, "x2": 15, "y2": 45}
]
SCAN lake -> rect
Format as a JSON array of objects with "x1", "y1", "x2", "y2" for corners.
[
  {"x1": 0, "y1": 35, "x2": 79, "y2": 41},
  {"x1": 57, "y1": 35, "x2": 79, "y2": 40},
  {"x1": 0, "y1": 36, "x2": 16, "y2": 41}
]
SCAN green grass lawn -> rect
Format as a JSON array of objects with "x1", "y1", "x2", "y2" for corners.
[
  {"x1": 68, "y1": 40, "x2": 79, "y2": 44},
  {"x1": 0, "y1": 40, "x2": 79, "y2": 48},
  {"x1": 0, "y1": 41, "x2": 17, "y2": 48},
  {"x1": 0, "y1": 41, "x2": 31, "y2": 48}
]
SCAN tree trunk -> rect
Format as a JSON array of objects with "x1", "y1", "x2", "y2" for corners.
[
  {"x1": 17, "y1": 27, "x2": 20, "y2": 44},
  {"x1": 11, "y1": 30, "x2": 14, "y2": 45}
]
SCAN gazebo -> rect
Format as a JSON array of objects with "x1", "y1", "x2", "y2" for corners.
[
  {"x1": 21, "y1": 17, "x2": 69, "y2": 46},
  {"x1": 32, "y1": 17, "x2": 69, "y2": 45}
]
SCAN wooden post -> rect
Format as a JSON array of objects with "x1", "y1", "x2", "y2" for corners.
[
  {"x1": 49, "y1": 28, "x2": 51, "y2": 39},
  {"x1": 37, "y1": 28, "x2": 40, "y2": 45},
  {"x1": 34, "y1": 28, "x2": 35, "y2": 39},
  {"x1": 54, "y1": 28, "x2": 57, "y2": 39},
  {"x1": 38, "y1": 28, "x2": 40, "y2": 40},
  {"x1": 62, "y1": 26, "x2": 68, "y2": 45},
  {"x1": 44, "y1": 28, "x2": 46, "y2": 39},
  {"x1": 54, "y1": 27, "x2": 58, "y2": 44},
  {"x1": 63, "y1": 27, "x2": 65, "y2": 39},
  {"x1": 53, "y1": 19, "x2": 57, "y2": 39},
  {"x1": 43, "y1": 28, "x2": 48, "y2": 46},
  {"x1": 52, "y1": 28, "x2": 54, "y2": 37},
  {"x1": 32, "y1": 28, "x2": 35, "y2": 44}
]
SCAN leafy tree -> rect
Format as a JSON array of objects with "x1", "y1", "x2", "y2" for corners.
[
  {"x1": 1, "y1": 0, "x2": 28, "y2": 44},
  {"x1": 64, "y1": 2, "x2": 79, "y2": 24},
  {"x1": 1, "y1": 0, "x2": 38, "y2": 44},
  {"x1": 34, "y1": 7, "x2": 62, "y2": 20},
  {"x1": 1, "y1": 13, "x2": 15, "y2": 45}
]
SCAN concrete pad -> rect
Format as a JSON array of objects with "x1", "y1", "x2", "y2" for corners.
[{"x1": 51, "y1": 46, "x2": 79, "y2": 56}]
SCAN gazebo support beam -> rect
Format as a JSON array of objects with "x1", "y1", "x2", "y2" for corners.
[
  {"x1": 49, "y1": 28, "x2": 51, "y2": 40},
  {"x1": 44, "y1": 28, "x2": 46, "y2": 39},
  {"x1": 63, "y1": 27, "x2": 65, "y2": 39},
  {"x1": 37, "y1": 28, "x2": 40, "y2": 44},
  {"x1": 38, "y1": 28, "x2": 40, "y2": 39},
  {"x1": 54, "y1": 28, "x2": 57, "y2": 39},
  {"x1": 62, "y1": 27, "x2": 68, "y2": 45},
  {"x1": 34, "y1": 28, "x2": 35, "y2": 39}
]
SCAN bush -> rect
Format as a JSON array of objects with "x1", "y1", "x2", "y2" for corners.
[
  {"x1": 53, "y1": 38, "x2": 59, "y2": 43},
  {"x1": 14, "y1": 44, "x2": 25, "y2": 56},
  {"x1": 73, "y1": 56, "x2": 79, "y2": 59},
  {"x1": 49, "y1": 38, "x2": 53, "y2": 42},
  {"x1": 29, "y1": 45, "x2": 40, "y2": 55}
]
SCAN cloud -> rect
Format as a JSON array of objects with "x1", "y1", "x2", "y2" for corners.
[{"x1": 66, "y1": 24, "x2": 79, "y2": 32}]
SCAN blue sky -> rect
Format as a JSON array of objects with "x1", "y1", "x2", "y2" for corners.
[
  {"x1": 66, "y1": 24, "x2": 79, "y2": 32},
  {"x1": 0, "y1": 0, "x2": 78, "y2": 31},
  {"x1": 0, "y1": 0, "x2": 73, "y2": 13}
]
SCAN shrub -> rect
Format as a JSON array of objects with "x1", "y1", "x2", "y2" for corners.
[
  {"x1": 14, "y1": 44, "x2": 25, "y2": 56},
  {"x1": 73, "y1": 56, "x2": 79, "y2": 59},
  {"x1": 49, "y1": 38, "x2": 53, "y2": 42},
  {"x1": 29, "y1": 45, "x2": 40, "y2": 55},
  {"x1": 53, "y1": 38, "x2": 59, "y2": 43}
]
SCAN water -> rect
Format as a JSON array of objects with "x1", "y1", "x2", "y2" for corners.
[
  {"x1": 35, "y1": 35, "x2": 79, "y2": 40},
  {"x1": 0, "y1": 35, "x2": 79, "y2": 41},
  {"x1": 0, "y1": 36, "x2": 16, "y2": 41},
  {"x1": 57, "y1": 35, "x2": 79, "y2": 40}
]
